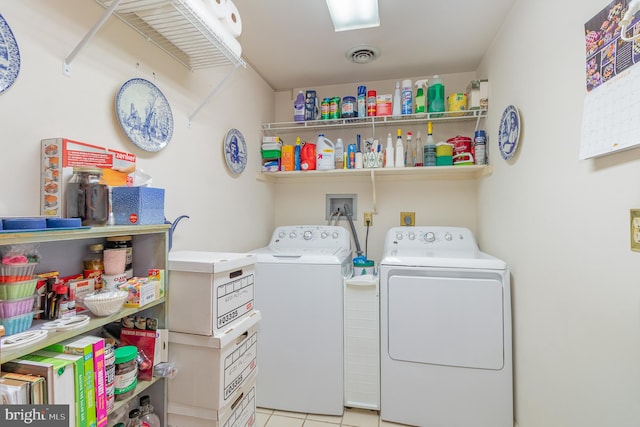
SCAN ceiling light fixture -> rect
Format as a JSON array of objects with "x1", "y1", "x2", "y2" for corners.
[{"x1": 326, "y1": 0, "x2": 380, "y2": 32}]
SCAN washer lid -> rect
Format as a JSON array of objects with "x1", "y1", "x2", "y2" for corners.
[
  {"x1": 252, "y1": 246, "x2": 352, "y2": 264},
  {"x1": 381, "y1": 248, "x2": 507, "y2": 270}
]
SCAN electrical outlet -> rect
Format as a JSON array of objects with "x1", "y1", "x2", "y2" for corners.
[
  {"x1": 400, "y1": 212, "x2": 415, "y2": 226},
  {"x1": 631, "y1": 209, "x2": 640, "y2": 251},
  {"x1": 364, "y1": 212, "x2": 373, "y2": 226}
]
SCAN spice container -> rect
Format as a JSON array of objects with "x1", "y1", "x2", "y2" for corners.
[
  {"x1": 106, "y1": 236, "x2": 133, "y2": 278},
  {"x1": 65, "y1": 167, "x2": 110, "y2": 226},
  {"x1": 114, "y1": 345, "x2": 138, "y2": 401}
]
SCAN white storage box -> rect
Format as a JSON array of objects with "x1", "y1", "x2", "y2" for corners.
[
  {"x1": 168, "y1": 251, "x2": 256, "y2": 336},
  {"x1": 168, "y1": 373, "x2": 257, "y2": 427},
  {"x1": 344, "y1": 274, "x2": 380, "y2": 410},
  {"x1": 168, "y1": 310, "x2": 260, "y2": 410}
]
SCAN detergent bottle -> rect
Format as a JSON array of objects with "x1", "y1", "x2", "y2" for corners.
[
  {"x1": 316, "y1": 134, "x2": 335, "y2": 170},
  {"x1": 300, "y1": 141, "x2": 316, "y2": 170},
  {"x1": 414, "y1": 79, "x2": 428, "y2": 113},
  {"x1": 294, "y1": 91, "x2": 305, "y2": 122},
  {"x1": 427, "y1": 75, "x2": 445, "y2": 114}
]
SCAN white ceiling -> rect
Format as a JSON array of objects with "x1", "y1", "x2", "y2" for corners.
[{"x1": 233, "y1": 0, "x2": 516, "y2": 91}]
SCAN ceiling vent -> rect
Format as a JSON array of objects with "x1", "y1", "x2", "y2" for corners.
[{"x1": 346, "y1": 45, "x2": 380, "y2": 64}]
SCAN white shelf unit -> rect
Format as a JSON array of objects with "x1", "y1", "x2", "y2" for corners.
[{"x1": 0, "y1": 224, "x2": 169, "y2": 424}]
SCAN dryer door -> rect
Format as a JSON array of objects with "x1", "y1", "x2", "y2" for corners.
[{"x1": 387, "y1": 273, "x2": 504, "y2": 370}]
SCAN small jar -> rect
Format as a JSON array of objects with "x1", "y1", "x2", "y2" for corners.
[
  {"x1": 106, "y1": 236, "x2": 133, "y2": 278},
  {"x1": 65, "y1": 167, "x2": 109, "y2": 226},
  {"x1": 114, "y1": 345, "x2": 138, "y2": 401},
  {"x1": 341, "y1": 96, "x2": 356, "y2": 118},
  {"x1": 83, "y1": 243, "x2": 104, "y2": 289}
]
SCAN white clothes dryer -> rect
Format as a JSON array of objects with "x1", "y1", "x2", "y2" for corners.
[
  {"x1": 251, "y1": 225, "x2": 352, "y2": 415},
  {"x1": 379, "y1": 226, "x2": 513, "y2": 427}
]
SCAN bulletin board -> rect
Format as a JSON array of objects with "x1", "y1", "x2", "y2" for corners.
[{"x1": 580, "y1": 0, "x2": 640, "y2": 159}]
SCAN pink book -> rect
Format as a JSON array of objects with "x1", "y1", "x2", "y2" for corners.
[{"x1": 77, "y1": 336, "x2": 107, "y2": 427}]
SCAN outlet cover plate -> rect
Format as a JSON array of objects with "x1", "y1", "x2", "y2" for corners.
[{"x1": 400, "y1": 211, "x2": 415, "y2": 226}]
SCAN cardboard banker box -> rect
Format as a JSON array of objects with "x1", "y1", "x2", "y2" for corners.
[{"x1": 41, "y1": 138, "x2": 136, "y2": 217}]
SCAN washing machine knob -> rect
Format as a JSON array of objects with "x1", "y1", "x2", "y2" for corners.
[
  {"x1": 408, "y1": 232, "x2": 416, "y2": 240},
  {"x1": 278, "y1": 231, "x2": 286, "y2": 239},
  {"x1": 445, "y1": 232, "x2": 452, "y2": 241},
  {"x1": 289, "y1": 231, "x2": 297, "y2": 239},
  {"x1": 396, "y1": 232, "x2": 403, "y2": 240},
  {"x1": 321, "y1": 231, "x2": 329, "y2": 239},
  {"x1": 332, "y1": 231, "x2": 340, "y2": 239},
  {"x1": 425, "y1": 232, "x2": 435, "y2": 242},
  {"x1": 303, "y1": 230, "x2": 313, "y2": 240}
]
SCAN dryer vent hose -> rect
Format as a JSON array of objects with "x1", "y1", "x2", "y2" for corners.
[{"x1": 343, "y1": 203, "x2": 363, "y2": 257}]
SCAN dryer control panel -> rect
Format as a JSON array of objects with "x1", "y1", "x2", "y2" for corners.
[
  {"x1": 384, "y1": 226, "x2": 478, "y2": 251},
  {"x1": 269, "y1": 225, "x2": 351, "y2": 250}
]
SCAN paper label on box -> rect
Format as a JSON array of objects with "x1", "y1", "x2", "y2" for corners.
[
  {"x1": 216, "y1": 274, "x2": 254, "y2": 329},
  {"x1": 223, "y1": 330, "x2": 257, "y2": 400}
]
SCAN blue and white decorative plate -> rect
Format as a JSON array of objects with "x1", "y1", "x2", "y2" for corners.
[
  {"x1": 498, "y1": 105, "x2": 521, "y2": 160},
  {"x1": 0, "y1": 13, "x2": 21, "y2": 94},
  {"x1": 115, "y1": 78, "x2": 173, "y2": 152},
  {"x1": 224, "y1": 128, "x2": 247, "y2": 174}
]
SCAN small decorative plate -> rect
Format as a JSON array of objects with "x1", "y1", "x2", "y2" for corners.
[
  {"x1": 115, "y1": 78, "x2": 173, "y2": 152},
  {"x1": 223, "y1": 128, "x2": 248, "y2": 174},
  {"x1": 0, "y1": 13, "x2": 21, "y2": 94},
  {"x1": 498, "y1": 105, "x2": 521, "y2": 160}
]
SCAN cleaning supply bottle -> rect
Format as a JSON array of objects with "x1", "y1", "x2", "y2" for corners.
[
  {"x1": 294, "y1": 90, "x2": 305, "y2": 122},
  {"x1": 424, "y1": 121, "x2": 437, "y2": 166},
  {"x1": 414, "y1": 79, "x2": 428, "y2": 113},
  {"x1": 392, "y1": 81, "x2": 401, "y2": 116},
  {"x1": 405, "y1": 131, "x2": 414, "y2": 166},
  {"x1": 335, "y1": 137, "x2": 344, "y2": 169},
  {"x1": 394, "y1": 129, "x2": 404, "y2": 168},
  {"x1": 427, "y1": 76, "x2": 445, "y2": 114},
  {"x1": 316, "y1": 134, "x2": 335, "y2": 170},
  {"x1": 385, "y1": 133, "x2": 395, "y2": 168},
  {"x1": 401, "y1": 79, "x2": 413, "y2": 115},
  {"x1": 294, "y1": 137, "x2": 302, "y2": 170},
  {"x1": 415, "y1": 131, "x2": 424, "y2": 166}
]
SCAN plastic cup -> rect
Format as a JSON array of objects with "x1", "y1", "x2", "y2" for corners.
[{"x1": 103, "y1": 249, "x2": 127, "y2": 275}]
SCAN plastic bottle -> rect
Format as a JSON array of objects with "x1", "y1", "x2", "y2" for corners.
[
  {"x1": 405, "y1": 131, "x2": 414, "y2": 166},
  {"x1": 294, "y1": 90, "x2": 305, "y2": 122},
  {"x1": 385, "y1": 133, "x2": 395, "y2": 168},
  {"x1": 392, "y1": 81, "x2": 401, "y2": 116},
  {"x1": 415, "y1": 131, "x2": 424, "y2": 166},
  {"x1": 335, "y1": 137, "x2": 344, "y2": 169},
  {"x1": 427, "y1": 76, "x2": 445, "y2": 114},
  {"x1": 126, "y1": 409, "x2": 141, "y2": 427},
  {"x1": 424, "y1": 121, "x2": 437, "y2": 166},
  {"x1": 316, "y1": 134, "x2": 335, "y2": 170},
  {"x1": 395, "y1": 129, "x2": 405, "y2": 168},
  {"x1": 357, "y1": 85, "x2": 367, "y2": 118},
  {"x1": 401, "y1": 79, "x2": 413, "y2": 115},
  {"x1": 139, "y1": 395, "x2": 161, "y2": 427},
  {"x1": 414, "y1": 80, "x2": 427, "y2": 113},
  {"x1": 294, "y1": 137, "x2": 302, "y2": 170}
]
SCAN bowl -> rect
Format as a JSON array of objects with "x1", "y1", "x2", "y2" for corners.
[
  {"x1": 0, "y1": 311, "x2": 36, "y2": 335},
  {"x1": 0, "y1": 263, "x2": 38, "y2": 283},
  {"x1": 0, "y1": 278, "x2": 37, "y2": 299},
  {"x1": 81, "y1": 290, "x2": 128, "y2": 317},
  {"x1": 0, "y1": 295, "x2": 37, "y2": 317}
]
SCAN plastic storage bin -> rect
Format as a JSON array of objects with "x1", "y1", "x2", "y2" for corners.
[
  {"x1": 0, "y1": 278, "x2": 38, "y2": 299},
  {"x1": 0, "y1": 263, "x2": 37, "y2": 283},
  {"x1": 0, "y1": 311, "x2": 37, "y2": 335},
  {"x1": 0, "y1": 295, "x2": 37, "y2": 317}
]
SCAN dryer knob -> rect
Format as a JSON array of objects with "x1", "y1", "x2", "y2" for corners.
[
  {"x1": 321, "y1": 231, "x2": 329, "y2": 239},
  {"x1": 445, "y1": 232, "x2": 453, "y2": 241},
  {"x1": 303, "y1": 230, "x2": 313, "y2": 240},
  {"x1": 289, "y1": 231, "x2": 297, "y2": 239},
  {"x1": 425, "y1": 232, "x2": 435, "y2": 242},
  {"x1": 396, "y1": 232, "x2": 403, "y2": 240},
  {"x1": 278, "y1": 231, "x2": 286, "y2": 239},
  {"x1": 332, "y1": 232, "x2": 340, "y2": 239},
  {"x1": 408, "y1": 232, "x2": 416, "y2": 240}
]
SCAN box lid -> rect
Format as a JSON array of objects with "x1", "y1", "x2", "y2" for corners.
[
  {"x1": 168, "y1": 310, "x2": 260, "y2": 349},
  {"x1": 168, "y1": 251, "x2": 256, "y2": 273}
]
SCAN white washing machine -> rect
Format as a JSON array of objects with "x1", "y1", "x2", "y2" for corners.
[
  {"x1": 379, "y1": 226, "x2": 512, "y2": 427},
  {"x1": 251, "y1": 225, "x2": 352, "y2": 415}
]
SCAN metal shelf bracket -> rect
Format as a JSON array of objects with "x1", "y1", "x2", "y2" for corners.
[{"x1": 188, "y1": 62, "x2": 241, "y2": 124}]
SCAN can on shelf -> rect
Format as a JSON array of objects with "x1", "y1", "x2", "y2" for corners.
[{"x1": 321, "y1": 98, "x2": 331, "y2": 120}]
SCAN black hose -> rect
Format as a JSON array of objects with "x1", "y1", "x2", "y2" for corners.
[{"x1": 343, "y1": 203, "x2": 363, "y2": 257}]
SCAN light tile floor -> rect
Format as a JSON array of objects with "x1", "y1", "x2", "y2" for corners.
[{"x1": 256, "y1": 407, "x2": 414, "y2": 427}]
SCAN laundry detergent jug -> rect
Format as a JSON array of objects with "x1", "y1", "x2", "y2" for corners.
[
  {"x1": 316, "y1": 134, "x2": 335, "y2": 170},
  {"x1": 300, "y1": 142, "x2": 316, "y2": 170}
]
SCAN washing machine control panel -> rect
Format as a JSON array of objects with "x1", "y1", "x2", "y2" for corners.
[
  {"x1": 386, "y1": 226, "x2": 478, "y2": 251},
  {"x1": 269, "y1": 225, "x2": 351, "y2": 250}
]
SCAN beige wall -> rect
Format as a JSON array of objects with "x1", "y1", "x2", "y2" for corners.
[
  {"x1": 272, "y1": 72, "x2": 482, "y2": 261},
  {"x1": 0, "y1": 0, "x2": 275, "y2": 253},
  {"x1": 479, "y1": 0, "x2": 640, "y2": 426}
]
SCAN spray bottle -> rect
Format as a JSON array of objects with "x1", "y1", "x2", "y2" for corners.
[{"x1": 414, "y1": 79, "x2": 428, "y2": 113}]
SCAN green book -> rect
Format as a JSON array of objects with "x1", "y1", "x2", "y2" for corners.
[{"x1": 45, "y1": 339, "x2": 96, "y2": 427}]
